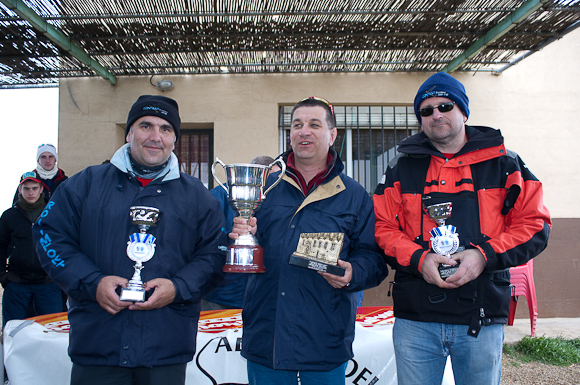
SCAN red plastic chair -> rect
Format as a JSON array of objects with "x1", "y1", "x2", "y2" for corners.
[{"x1": 507, "y1": 260, "x2": 538, "y2": 336}]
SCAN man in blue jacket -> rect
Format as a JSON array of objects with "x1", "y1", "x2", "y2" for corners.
[
  {"x1": 231, "y1": 97, "x2": 388, "y2": 384},
  {"x1": 34, "y1": 95, "x2": 227, "y2": 385}
]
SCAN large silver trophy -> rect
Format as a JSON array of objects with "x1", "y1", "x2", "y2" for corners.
[
  {"x1": 120, "y1": 206, "x2": 160, "y2": 302},
  {"x1": 427, "y1": 202, "x2": 460, "y2": 280},
  {"x1": 212, "y1": 157, "x2": 286, "y2": 273}
]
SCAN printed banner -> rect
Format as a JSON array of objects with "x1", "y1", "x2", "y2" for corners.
[{"x1": 3, "y1": 307, "x2": 453, "y2": 385}]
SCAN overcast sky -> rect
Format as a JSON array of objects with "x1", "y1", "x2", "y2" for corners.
[{"x1": 0, "y1": 88, "x2": 59, "y2": 212}]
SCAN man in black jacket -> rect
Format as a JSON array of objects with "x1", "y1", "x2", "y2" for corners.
[{"x1": 0, "y1": 171, "x2": 63, "y2": 325}]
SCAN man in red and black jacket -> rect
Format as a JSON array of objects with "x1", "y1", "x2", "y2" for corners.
[{"x1": 373, "y1": 72, "x2": 551, "y2": 385}]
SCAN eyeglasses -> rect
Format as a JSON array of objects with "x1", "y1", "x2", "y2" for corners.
[
  {"x1": 37, "y1": 143, "x2": 56, "y2": 148},
  {"x1": 418, "y1": 102, "x2": 456, "y2": 117},
  {"x1": 299, "y1": 96, "x2": 335, "y2": 120}
]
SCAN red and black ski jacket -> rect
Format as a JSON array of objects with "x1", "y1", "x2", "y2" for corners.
[{"x1": 373, "y1": 125, "x2": 551, "y2": 334}]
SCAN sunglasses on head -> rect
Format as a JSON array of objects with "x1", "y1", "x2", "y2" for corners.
[
  {"x1": 299, "y1": 96, "x2": 335, "y2": 119},
  {"x1": 418, "y1": 101, "x2": 456, "y2": 117}
]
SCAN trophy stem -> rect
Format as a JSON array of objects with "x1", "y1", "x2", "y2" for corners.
[
  {"x1": 129, "y1": 264, "x2": 144, "y2": 283},
  {"x1": 120, "y1": 264, "x2": 147, "y2": 302},
  {"x1": 225, "y1": 244, "x2": 265, "y2": 273}
]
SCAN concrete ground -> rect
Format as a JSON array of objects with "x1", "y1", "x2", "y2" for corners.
[{"x1": 504, "y1": 316, "x2": 580, "y2": 344}]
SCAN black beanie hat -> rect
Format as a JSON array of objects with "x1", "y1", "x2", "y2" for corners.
[
  {"x1": 126, "y1": 95, "x2": 181, "y2": 140},
  {"x1": 413, "y1": 72, "x2": 470, "y2": 124}
]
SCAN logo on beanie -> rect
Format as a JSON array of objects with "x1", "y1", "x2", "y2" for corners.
[
  {"x1": 143, "y1": 106, "x2": 168, "y2": 116},
  {"x1": 422, "y1": 90, "x2": 450, "y2": 100}
]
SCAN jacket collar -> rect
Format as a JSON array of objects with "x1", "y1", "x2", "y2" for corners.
[
  {"x1": 280, "y1": 148, "x2": 344, "y2": 183},
  {"x1": 397, "y1": 125, "x2": 505, "y2": 159},
  {"x1": 110, "y1": 143, "x2": 180, "y2": 182}
]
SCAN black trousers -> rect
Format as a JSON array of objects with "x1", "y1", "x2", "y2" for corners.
[{"x1": 70, "y1": 363, "x2": 187, "y2": 385}]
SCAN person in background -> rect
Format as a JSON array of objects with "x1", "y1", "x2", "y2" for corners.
[
  {"x1": 0, "y1": 171, "x2": 63, "y2": 325},
  {"x1": 373, "y1": 72, "x2": 551, "y2": 385},
  {"x1": 33, "y1": 95, "x2": 227, "y2": 385},
  {"x1": 202, "y1": 155, "x2": 279, "y2": 311},
  {"x1": 231, "y1": 96, "x2": 387, "y2": 384},
  {"x1": 13, "y1": 143, "x2": 67, "y2": 204}
]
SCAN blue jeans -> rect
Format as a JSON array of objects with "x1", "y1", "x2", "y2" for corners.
[
  {"x1": 247, "y1": 360, "x2": 348, "y2": 385},
  {"x1": 393, "y1": 318, "x2": 503, "y2": 385},
  {"x1": 2, "y1": 281, "x2": 63, "y2": 325}
]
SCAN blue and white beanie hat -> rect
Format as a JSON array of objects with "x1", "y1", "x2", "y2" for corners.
[{"x1": 413, "y1": 72, "x2": 470, "y2": 124}]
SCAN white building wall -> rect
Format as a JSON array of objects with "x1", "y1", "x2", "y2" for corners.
[{"x1": 57, "y1": 28, "x2": 580, "y2": 218}]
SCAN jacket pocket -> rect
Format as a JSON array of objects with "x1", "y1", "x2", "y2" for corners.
[
  {"x1": 392, "y1": 276, "x2": 479, "y2": 319},
  {"x1": 482, "y1": 270, "x2": 511, "y2": 318}
]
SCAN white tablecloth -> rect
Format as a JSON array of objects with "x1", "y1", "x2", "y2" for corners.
[{"x1": 3, "y1": 307, "x2": 454, "y2": 385}]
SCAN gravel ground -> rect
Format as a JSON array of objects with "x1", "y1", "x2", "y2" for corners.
[
  {"x1": 502, "y1": 317, "x2": 580, "y2": 384},
  {"x1": 501, "y1": 357, "x2": 580, "y2": 384}
]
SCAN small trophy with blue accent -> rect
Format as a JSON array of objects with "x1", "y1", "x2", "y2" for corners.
[
  {"x1": 427, "y1": 202, "x2": 460, "y2": 280},
  {"x1": 120, "y1": 206, "x2": 160, "y2": 302}
]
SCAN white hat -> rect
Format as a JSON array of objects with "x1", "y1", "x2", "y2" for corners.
[{"x1": 37, "y1": 143, "x2": 58, "y2": 162}]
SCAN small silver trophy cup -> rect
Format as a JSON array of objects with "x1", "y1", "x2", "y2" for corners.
[
  {"x1": 120, "y1": 206, "x2": 160, "y2": 302},
  {"x1": 212, "y1": 157, "x2": 286, "y2": 273},
  {"x1": 427, "y1": 202, "x2": 460, "y2": 280}
]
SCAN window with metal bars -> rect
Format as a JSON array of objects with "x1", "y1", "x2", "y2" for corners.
[
  {"x1": 279, "y1": 105, "x2": 420, "y2": 194},
  {"x1": 174, "y1": 129, "x2": 214, "y2": 189}
]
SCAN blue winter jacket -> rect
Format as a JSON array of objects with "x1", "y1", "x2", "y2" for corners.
[
  {"x1": 241, "y1": 151, "x2": 388, "y2": 371},
  {"x1": 33, "y1": 148, "x2": 227, "y2": 367}
]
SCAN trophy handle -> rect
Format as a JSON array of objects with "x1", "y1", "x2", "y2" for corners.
[
  {"x1": 263, "y1": 157, "x2": 286, "y2": 196},
  {"x1": 211, "y1": 157, "x2": 228, "y2": 194}
]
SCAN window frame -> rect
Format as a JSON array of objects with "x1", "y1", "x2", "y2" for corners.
[{"x1": 279, "y1": 104, "x2": 419, "y2": 193}]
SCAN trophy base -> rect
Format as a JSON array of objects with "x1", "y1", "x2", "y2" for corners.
[
  {"x1": 224, "y1": 244, "x2": 266, "y2": 273},
  {"x1": 120, "y1": 287, "x2": 146, "y2": 302},
  {"x1": 438, "y1": 261, "x2": 460, "y2": 280},
  {"x1": 289, "y1": 254, "x2": 345, "y2": 276}
]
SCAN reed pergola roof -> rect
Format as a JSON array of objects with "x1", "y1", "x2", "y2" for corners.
[{"x1": 1, "y1": 0, "x2": 579, "y2": 88}]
